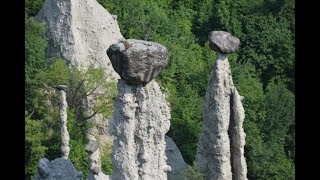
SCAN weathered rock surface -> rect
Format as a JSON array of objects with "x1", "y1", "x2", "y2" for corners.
[
  {"x1": 57, "y1": 85, "x2": 70, "y2": 159},
  {"x1": 36, "y1": 0, "x2": 123, "y2": 78},
  {"x1": 37, "y1": 158, "x2": 51, "y2": 178},
  {"x1": 111, "y1": 79, "x2": 171, "y2": 180},
  {"x1": 208, "y1": 31, "x2": 240, "y2": 53},
  {"x1": 36, "y1": 0, "x2": 123, "y2": 177},
  {"x1": 107, "y1": 39, "x2": 168, "y2": 85},
  {"x1": 196, "y1": 31, "x2": 247, "y2": 180},
  {"x1": 165, "y1": 135, "x2": 188, "y2": 180},
  {"x1": 88, "y1": 171, "x2": 112, "y2": 180},
  {"x1": 230, "y1": 87, "x2": 247, "y2": 180},
  {"x1": 88, "y1": 147, "x2": 102, "y2": 174},
  {"x1": 86, "y1": 140, "x2": 99, "y2": 154},
  {"x1": 196, "y1": 54, "x2": 233, "y2": 180},
  {"x1": 34, "y1": 158, "x2": 83, "y2": 180}
]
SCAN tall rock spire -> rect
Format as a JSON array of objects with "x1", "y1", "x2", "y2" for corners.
[
  {"x1": 196, "y1": 31, "x2": 247, "y2": 180},
  {"x1": 56, "y1": 85, "x2": 70, "y2": 159},
  {"x1": 107, "y1": 39, "x2": 171, "y2": 180}
]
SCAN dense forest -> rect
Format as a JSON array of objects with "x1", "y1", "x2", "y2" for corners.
[{"x1": 25, "y1": 0, "x2": 295, "y2": 179}]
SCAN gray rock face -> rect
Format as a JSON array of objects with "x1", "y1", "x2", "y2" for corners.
[
  {"x1": 85, "y1": 140, "x2": 99, "y2": 154},
  {"x1": 88, "y1": 148, "x2": 102, "y2": 174},
  {"x1": 196, "y1": 54, "x2": 233, "y2": 180},
  {"x1": 36, "y1": 0, "x2": 123, "y2": 178},
  {"x1": 230, "y1": 87, "x2": 247, "y2": 180},
  {"x1": 111, "y1": 79, "x2": 171, "y2": 180},
  {"x1": 57, "y1": 86, "x2": 70, "y2": 159},
  {"x1": 208, "y1": 31, "x2": 240, "y2": 53},
  {"x1": 107, "y1": 39, "x2": 168, "y2": 85},
  {"x1": 165, "y1": 135, "x2": 188, "y2": 180},
  {"x1": 34, "y1": 158, "x2": 82, "y2": 180},
  {"x1": 196, "y1": 32, "x2": 247, "y2": 180},
  {"x1": 86, "y1": 139, "x2": 103, "y2": 177},
  {"x1": 37, "y1": 158, "x2": 51, "y2": 177},
  {"x1": 36, "y1": 0, "x2": 123, "y2": 78},
  {"x1": 88, "y1": 171, "x2": 112, "y2": 180}
]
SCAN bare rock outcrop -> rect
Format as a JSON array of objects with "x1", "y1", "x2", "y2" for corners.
[
  {"x1": 34, "y1": 158, "x2": 83, "y2": 180},
  {"x1": 107, "y1": 39, "x2": 168, "y2": 85},
  {"x1": 196, "y1": 31, "x2": 247, "y2": 180},
  {"x1": 36, "y1": 0, "x2": 123, "y2": 75},
  {"x1": 165, "y1": 135, "x2": 188, "y2": 180},
  {"x1": 107, "y1": 40, "x2": 171, "y2": 180},
  {"x1": 36, "y1": 0, "x2": 123, "y2": 178},
  {"x1": 56, "y1": 85, "x2": 70, "y2": 159},
  {"x1": 208, "y1": 31, "x2": 240, "y2": 54},
  {"x1": 230, "y1": 87, "x2": 247, "y2": 180}
]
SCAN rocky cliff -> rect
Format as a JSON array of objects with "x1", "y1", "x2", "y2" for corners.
[
  {"x1": 196, "y1": 31, "x2": 247, "y2": 180},
  {"x1": 36, "y1": 0, "x2": 122, "y2": 75},
  {"x1": 107, "y1": 39, "x2": 171, "y2": 180},
  {"x1": 35, "y1": 0, "x2": 123, "y2": 178}
]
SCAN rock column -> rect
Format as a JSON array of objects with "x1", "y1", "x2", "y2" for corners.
[
  {"x1": 196, "y1": 31, "x2": 247, "y2": 180},
  {"x1": 230, "y1": 87, "x2": 247, "y2": 180},
  {"x1": 107, "y1": 39, "x2": 171, "y2": 180},
  {"x1": 56, "y1": 85, "x2": 70, "y2": 159}
]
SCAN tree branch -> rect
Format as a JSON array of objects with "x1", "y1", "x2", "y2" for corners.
[
  {"x1": 81, "y1": 85, "x2": 99, "y2": 99},
  {"x1": 83, "y1": 110, "x2": 99, "y2": 121},
  {"x1": 71, "y1": 78, "x2": 85, "y2": 106}
]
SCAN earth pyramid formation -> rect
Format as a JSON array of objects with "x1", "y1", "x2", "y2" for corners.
[
  {"x1": 196, "y1": 31, "x2": 248, "y2": 180},
  {"x1": 107, "y1": 39, "x2": 171, "y2": 180}
]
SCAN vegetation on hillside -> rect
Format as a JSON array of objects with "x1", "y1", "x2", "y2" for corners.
[
  {"x1": 25, "y1": 16, "x2": 115, "y2": 179},
  {"x1": 26, "y1": 0, "x2": 295, "y2": 179}
]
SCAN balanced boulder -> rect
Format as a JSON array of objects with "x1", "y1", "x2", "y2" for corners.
[
  {"x1": 208, "y1": 31, "x2": 240, "y2": 54},
  {"x1": 107, "y1": 39, "x2": 168, "y2": 85}
]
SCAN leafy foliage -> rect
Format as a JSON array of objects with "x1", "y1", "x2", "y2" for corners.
[
  {"x1": 183, "y1": 162, "x2": 204, "y2": 180},
  {"x1": 26, "y1": 0, "x2": 294, "y2": 179},
  {"x1": 67, "y1": 108, "x2": 89, "y2": 178},
  {"x1": 25, "y1": 0, "x2": 45, "y2": 17},
  {"x1": 25, "y1": 17, "x2": 47, "y2": 113},
  {"x1": 98, "y1": 0, "x2": 294, "y2": 178},
  {"x1": 101, "y1": 144, "x2": 114, "y2": 175},
  {"x1": 25, "y1": 113, "x2": 48, "y2": 179},
  {"x1": 25, "y1": 15, "x2": 116, "y2": 179}
]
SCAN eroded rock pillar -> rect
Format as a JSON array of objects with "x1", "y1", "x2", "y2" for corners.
[
  {"x1": 56, "y1": 85, "x2": 70, "y2": 159},
  {"x1": 196, "y1": 31, "x2": 247, "y2": 180},
  {"x1": 107, "y1": 39, "x2": 171, "y2": 180}
]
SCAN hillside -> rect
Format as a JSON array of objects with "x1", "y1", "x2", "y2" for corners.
[{"x1": 25, "y1": 0, "x2": 295, "y2": 179}]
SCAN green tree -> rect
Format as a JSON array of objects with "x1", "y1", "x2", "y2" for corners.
[
  {"x1": 183, "y1": 162, "x2": 204, "y2": 180},
  {"x1": 25, "y1": 113, "x2": 48, "y2": 179},
  {"x1": 26, "y1": 1, "x2": 295, "y2": 179},
  {"x1": 260, "y1": 79, "x2": 295, "y2": 179},
  {"x1": 67, "y1": 108, "x2": 89, "y2": 178},
  {"x1": 231, "y1": 63, "x2": 268, "y2": 179},
  {"x1": 25, "y1": 17, "x2": 56, "y2": 180},
  {"x1": 25, "y1": 17, "x2": 48, "y2": 114},
  {"x1": 25, "y1": 0, "x2": 45, "y2": 17}
]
